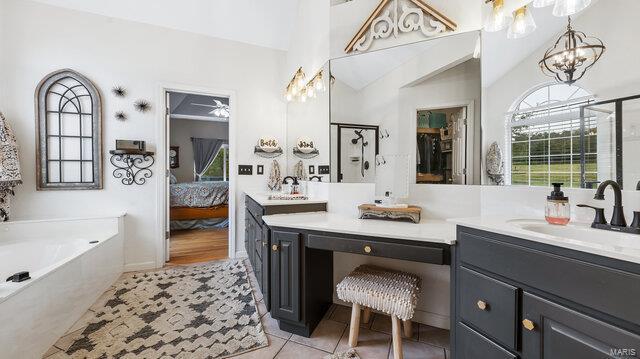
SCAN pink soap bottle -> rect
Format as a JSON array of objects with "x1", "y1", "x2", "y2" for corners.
[{"x1": 545, "y1": 183, "x2": 570, "y2": 225}]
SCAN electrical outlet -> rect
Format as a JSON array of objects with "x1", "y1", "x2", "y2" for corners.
[
  {"x1": 318, "y1": 165, "x2": 330, "y2": 174},
  {"x1": 308, "y1": 165, "x2": 315, "y2": 174},
  {"x1": 257, "y1": 165, "x2": 264, "y2": 175},
  {"x1": 238, "y1": 165, "x2": 253, "y2": 175}
]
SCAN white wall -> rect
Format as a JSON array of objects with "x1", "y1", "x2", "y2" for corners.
[
  {"x1": 483, "y1": 0, "x2": 640, "y2": 186},
  {"x1": 169, "y1": 119, "x2": 229, "y2": 183},
  {"x1": 0, "y1": 0, "x2": 287, "y2": 270}
]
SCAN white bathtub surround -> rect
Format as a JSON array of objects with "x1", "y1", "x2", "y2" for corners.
[
  {"x1": 0, "y1": 215, "x2": 124, "y2": 359},
  {"x1": 451, "y1": 216, "x2": 640, "y2": 265}
]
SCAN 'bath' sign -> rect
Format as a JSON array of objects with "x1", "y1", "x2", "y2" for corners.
[{"x1": 258, "y1": 137, "x2": 279, "y2": 153}]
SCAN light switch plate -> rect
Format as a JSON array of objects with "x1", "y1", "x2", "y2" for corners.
[
  {"x1": 257, "y1": 165, "x2": 264, "y2": 175},
  {"x1": 318, "y1": 165, "x2": 330, "y2": 175},
  {"x1": 238, "y1": 165, "x2": 253, "y2": 175},
  {"x1": 308, "y1": 165, "x2": 315, "y2": 174}
]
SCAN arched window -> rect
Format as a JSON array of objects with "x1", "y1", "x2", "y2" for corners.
[
  {"x1": 35, "y1": 69, "x2": 102, "y2": 190},
  {"x1": 506, "y1": 83, "x2": 597, "y2": 188}
]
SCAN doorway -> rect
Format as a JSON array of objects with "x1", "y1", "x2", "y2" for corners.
[{"x1": 164, "y1": 90, "x2": 233, "y2": 265}]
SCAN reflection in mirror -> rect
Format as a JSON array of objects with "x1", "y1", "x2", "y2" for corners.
[
  {"x1": 286, "y1": 62, "x2": 330, "y2": 182},
  {"x1": 330, "y1": 31, "x2": 482, "y2": 184},
  {"x1": 482, "y1": 0, "x2": 640, "y2": 189}
]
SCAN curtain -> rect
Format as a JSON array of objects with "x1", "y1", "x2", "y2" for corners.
[{"x1": 192, "y1": 137, "x2": 226, "y2": 181}]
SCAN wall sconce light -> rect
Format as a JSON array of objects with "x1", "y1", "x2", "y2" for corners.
[{"x1": 285, "y1": 68, "x2": 325, "y2": 103}]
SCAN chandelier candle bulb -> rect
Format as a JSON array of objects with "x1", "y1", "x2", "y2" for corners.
[{"x1": 484, "y1": 0, "x2": 512, "y2": 32}]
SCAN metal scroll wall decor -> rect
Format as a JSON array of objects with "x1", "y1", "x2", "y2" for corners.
[
  {"x1": 109, "y1": 149, "x2": 155, "y2": 185},
  {"x1": 345, "y1": 0, "x2": 457, "y2": 53},
  {"x1": 35, "y1": 69, "x2": 103, "y2": 190}
]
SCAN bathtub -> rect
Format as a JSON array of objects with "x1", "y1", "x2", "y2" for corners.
[{"x1": 0, "y1": 215, "x2": 124, "y2": 359}]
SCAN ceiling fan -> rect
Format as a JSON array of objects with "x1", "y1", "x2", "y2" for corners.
[{"x1": 192, "y1": 99, "x2": 230, "y2": 118}]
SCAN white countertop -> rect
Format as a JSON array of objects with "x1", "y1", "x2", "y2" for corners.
[
  {"x1": 261, "y1": 210, "x2": 640, "y2": 264},
  {"x1": 245, "y1": 191, "x2": 328, "y2": 207},
  {"x1": 452, "y1": 216, "x2": 640, "y2": 265},
  {"x1": 262, "y1": 212, "x2": 456, "y2": 245}
]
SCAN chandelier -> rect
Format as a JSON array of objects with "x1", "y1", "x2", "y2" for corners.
[{"x1": 539, "y1": 17, "x2": 605, "y2": 85}]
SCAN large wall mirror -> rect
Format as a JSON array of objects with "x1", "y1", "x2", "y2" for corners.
[
  {"x1": 329, "y1": 31, "x2": 482, "y2": 184},
  {"x1": 482, "y1": 0, "x2": 640, "y2": 189}
]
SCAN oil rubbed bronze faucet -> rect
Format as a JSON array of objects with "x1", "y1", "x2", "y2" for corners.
[
  {"x1": 594, "y1": 180, "x2": 626, "y2": 227},
  {"x1": 581, "y1": 180, "x2": 640, "y2": 234}
]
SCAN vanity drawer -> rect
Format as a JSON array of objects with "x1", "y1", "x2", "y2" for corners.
[
  {"x1": 458, "y1": 228, "x2": 640, "y2": 325},
  {"x1": 306, "y1": 234, "x2": 445, "y2": 264},
  {"x1": 459, "y1": 266, "x2": 518, "y2": 350},
  {"x1": 457, "y1": 322, "x2": 517, "y2": 359}
]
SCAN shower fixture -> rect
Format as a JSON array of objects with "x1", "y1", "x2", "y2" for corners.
[{"x1": 352, "y1": 130, "x2": 369, "y2": 177}]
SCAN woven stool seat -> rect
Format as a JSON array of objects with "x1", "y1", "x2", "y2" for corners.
[{"x1": 337, "y1": 265, "x2": 421, "y2": 321}]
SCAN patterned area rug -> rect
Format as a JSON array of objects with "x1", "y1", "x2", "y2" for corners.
[{"x1": 63, "y1": 260, "x2": 267, "y2": 358}]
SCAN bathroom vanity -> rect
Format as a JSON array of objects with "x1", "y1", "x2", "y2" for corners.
[
  {"x1": 254, "y1": 204, "x2": 640, "y2": 358},
  {"x1": 451, "y1": 219, "x2": 640, "y2": 359},
  {"x1": 244, "y1": 193, "x2": 327, "y2": 310}
]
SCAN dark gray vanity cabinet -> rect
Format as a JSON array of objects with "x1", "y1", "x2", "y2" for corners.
[
  {"x1": 270, "y1": 230, "x2": 301, "y2": 322},
  {"x1": 244, "y1": 196, "x2": 327, "y2": 311},
  {"x1": 452, "y1": 227, "x2": 640, "y2": 359}
]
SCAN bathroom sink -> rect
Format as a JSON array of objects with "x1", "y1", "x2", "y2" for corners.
[{"x1": 507, "y1": 219, "x2": 639, "y2": 249}]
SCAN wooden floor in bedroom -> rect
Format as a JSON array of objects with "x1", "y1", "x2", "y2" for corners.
[{"x1": 168, "y1": 228, "x2": 229, "y2": 265}]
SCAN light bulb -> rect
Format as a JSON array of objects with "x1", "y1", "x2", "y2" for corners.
[
  {"x1": 307, "y1": 87, "x2": 315, "y2": 98},
  {"x1": 314, "y1": 78, "x2": 323, "y2": 91},
  {"x1": 533, "y1": 0, "x2": 555, "y2": 8},
  {"x1": 553, "y1": 0, "x2": 591, "y2": 16},
  {"x1": 484, "y1": 0, "x2": 512, "y2": 32},
  {"x1": 291, "y1": 86, "x2": 298, "y2": 95},
  {"x1": 507, "y1": 6, "x2": 536, "y2": 39},
  {"x1": 297, "y1": 76, "x2": 306, "y2": 89},
  {"x1": 286, "y1": 93, "x2": 293, "y2": 102}
]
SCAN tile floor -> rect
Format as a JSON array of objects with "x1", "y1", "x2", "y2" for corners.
[{"x1": 44, "y1": 260, "x2": 450, "y2": 358}]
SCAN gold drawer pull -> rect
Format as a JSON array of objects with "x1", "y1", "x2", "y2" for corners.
[
  {"x1": 363, "y1": 245, "x2": 372, "y2": 254},
  {"x1": 522, "y1": 319, "x2": 535, "y2": 331},
  {"x1": 272, "y1": 244, "x2": 279, "y2": 252},
  {"x1": 476, "y1": 300, "x2": 488, "y2": 311}
]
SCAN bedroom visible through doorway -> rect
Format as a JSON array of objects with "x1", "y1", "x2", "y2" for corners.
[{"x1": 166, "y1": 91, "x2": 230, "y2": 265}]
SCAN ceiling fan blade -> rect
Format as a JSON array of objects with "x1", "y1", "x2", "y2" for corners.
[{"x1": 191, "y1": 103, "x2": 216, "y2": 108}]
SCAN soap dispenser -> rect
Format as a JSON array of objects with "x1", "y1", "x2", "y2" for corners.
[{"x1": 546, "y1": 183, "x2": 570, "y2": 225}]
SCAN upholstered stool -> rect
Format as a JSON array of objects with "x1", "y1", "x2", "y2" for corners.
[{"x1": 336, "y1": 265, "x2": 421, "y2": 359}]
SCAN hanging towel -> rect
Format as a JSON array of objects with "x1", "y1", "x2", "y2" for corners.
[
  {"x1": 267, "y1": 159, "x2": 282, "y2": 191},
  {"x1": 0, "y1": 112, "x2": 22, "y2": 221},
  {"x1": 293, "y1": 160, "x2": 307, "y2": 181}
]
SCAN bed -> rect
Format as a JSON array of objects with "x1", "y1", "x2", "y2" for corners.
[{"x1": 170, "y1": 181, "x2": 229, "y2": 227}]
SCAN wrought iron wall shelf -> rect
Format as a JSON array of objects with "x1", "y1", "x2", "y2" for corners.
[
  {"x1": 293, "y1": 147, "x2": 319, "y2": 159},
  {"x1": 109, "y1": 149, "x2": 155, "y2": 185},
  {"x1": 254, "y1": 146, "x2": 283, "y2": 158}
]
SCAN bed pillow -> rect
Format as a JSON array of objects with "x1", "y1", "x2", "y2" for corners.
[{"x1": 170, "y1": 172, "x2": 177, "y2": 184}]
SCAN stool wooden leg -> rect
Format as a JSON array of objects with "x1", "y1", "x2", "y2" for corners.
[
  {"x1": 391, "y1": 315, "x2": 403, "y2": 359},
  {"x1": 402, "y1": 320, "x2": 412, "y2": 338},
  {"x1": 362, "y1": 307, "x2": 372, "y2": 324},
  {"x1": 348, "y1": 303, "x2": 361, "y2": 347}
]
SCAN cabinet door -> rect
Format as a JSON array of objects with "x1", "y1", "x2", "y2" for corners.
[
  {"x1": 271, "y1": 230, "x2": 301, "y2": 322},
  {"x1": 260, "y1": 224, "x2": 270, "y2": 310},
  {"x1": 522, "y1": 292, "x2": 640, "y2": 359},
  {"x1": 244, "y1": 211, "x2": 255, "y2": 268}
]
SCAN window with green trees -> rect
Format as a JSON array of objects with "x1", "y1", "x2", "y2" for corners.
[
  {"x1": 508, "y1": 83, "x2": 596, "y2": 188},
  {"x1": 201, "y1": 145, "x2": 229, "y2": 181}
]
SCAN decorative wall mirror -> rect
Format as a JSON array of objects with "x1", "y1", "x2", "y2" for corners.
[{"x1": 35, "y1": 69, "x2": 103, "y2": 190}]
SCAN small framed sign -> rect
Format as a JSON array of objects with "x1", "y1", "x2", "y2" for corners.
[{"x1": 169, "y1": 146, "x2": 180, "y2": 168}]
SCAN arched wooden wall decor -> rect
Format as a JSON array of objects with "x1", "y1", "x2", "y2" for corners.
[
  {"x1": 35, "y1": 69, "x2": 103, "y2": 190},
  {"x1": 345, "y1": 0, "x2": 457, "y2": 53}
]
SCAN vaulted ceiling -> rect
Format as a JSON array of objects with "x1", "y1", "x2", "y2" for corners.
[{"x1": 30, "y1": 0, "x2": 300, "y2": 50}]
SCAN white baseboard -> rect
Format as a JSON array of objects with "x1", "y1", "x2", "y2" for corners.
[
  {"x1": 333, "y1": 298, "x2": 450, "y2": 330},
  {"x1": 124, "y1": 261, "x2": 157, "y2": 272},
  {"x1": 235, "y1": 251, "x2": 248, "y2": 259}
]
